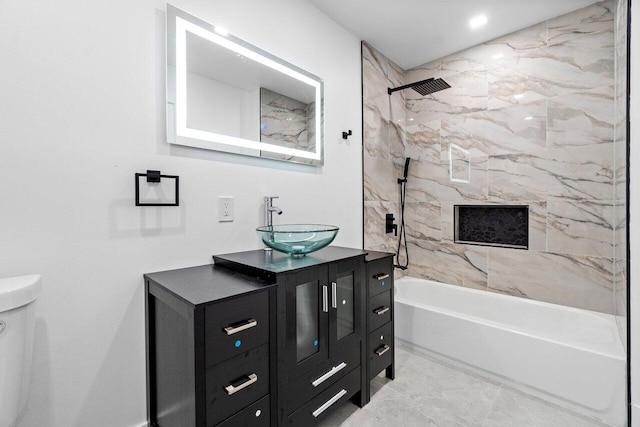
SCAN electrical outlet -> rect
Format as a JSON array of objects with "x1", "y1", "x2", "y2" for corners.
[{"x1": 218, "y1": 196, "x2": 234, "y2": 222}]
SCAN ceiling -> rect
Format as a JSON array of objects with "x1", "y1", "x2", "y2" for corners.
[{"x1": 308, "y1": 0, "x2": 599, "y2": 69}]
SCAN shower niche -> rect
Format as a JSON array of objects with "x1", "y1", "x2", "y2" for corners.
[{"x1": 454, "y1": 205, "x2": 528, "y2": 249}]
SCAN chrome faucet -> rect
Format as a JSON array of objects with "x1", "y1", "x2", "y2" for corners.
[{"x1": 264, "y1": 196, "x2": 283, "y2": 228}]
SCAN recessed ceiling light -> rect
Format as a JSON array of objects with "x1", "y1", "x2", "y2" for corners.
[{"x1": 469, "y1": 15, "x2": 488, "y2": 29}]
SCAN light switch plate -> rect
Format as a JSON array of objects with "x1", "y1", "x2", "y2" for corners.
[{"x1": 218, "y1": 196, "x2": 234, "y2": 222}]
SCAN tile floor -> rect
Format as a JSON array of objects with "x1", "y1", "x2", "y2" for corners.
[{"x1": 318, "y1": 346, "x2": 610, "y2": 427}]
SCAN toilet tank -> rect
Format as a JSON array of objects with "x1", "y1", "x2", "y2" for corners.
[{"x1": 0, "y1": 275, "x2": 42, "y2": 427}]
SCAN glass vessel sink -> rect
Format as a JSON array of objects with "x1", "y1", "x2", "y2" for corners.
[{"x1": 256, "y1": 224, "x2": 339, "y2": 257}]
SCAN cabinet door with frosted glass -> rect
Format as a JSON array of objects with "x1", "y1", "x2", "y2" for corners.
[{"x1": 285, "y1": 265, "x2": 329, "y2": 377}]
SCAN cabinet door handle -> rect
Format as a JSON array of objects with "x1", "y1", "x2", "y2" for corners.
[
  {"x1": 374, "y1": 273, "x2": 389, "y2": 281},
  {"x1": 374, "y1": 306, "x2": 390, "y2": 315},
  {"x1": 223, "y1": 318, "x2": 257, "y2": 335},
  {"x1": 331, "y1": 281, "x2": 337, "y2": 309},
  {"x1": 311, "y1": 362, "x2": 347, "y2": 387},
  {"x1": 375, "y1": 344, "x2": 390, "y2": 356},
  {"x1": 312, "y1": 389, "x2": 347, "y2": 418},
  {"x1": 322, "y1": 285, "x2": 328, "y2": 313},
  {"x1": 224, "y1": 373, "x2": 258, "y2": 395}
]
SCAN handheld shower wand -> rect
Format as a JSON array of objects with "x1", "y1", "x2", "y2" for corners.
[
  {"x1": 395, "y1": 158, "x2": 410, "y2": 270},
  {"x1": 400, "y1": 157, "x2": 410, "y2": 183}
]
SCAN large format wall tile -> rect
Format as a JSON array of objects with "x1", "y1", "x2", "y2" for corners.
[
  {"x1": 408, "y1": 241, "x2": 488, "y2": 290},
  {"x1": 547, "y1": 1, "x2": 614, "y2": 46},
  {"x1": 539, "y1": 28, "x2": 614, "y2": 93},
  {"x1": 487, "y1": 65, "x2": 548, "y2": 111},
  {"x1": 405, "y1": 60, "x2": 441, "y2": 85},
  {"x1": 488, "y1": 248, "x2": 614, "y2": 313},
  {"x1": 406, "y1": 69, "x2": 488, "y2": 122},
  {"x1": 389, "y1": 87, "x2": 407, "y2": 165},
  {"x1": 547, "y1": 200, "x2": 614, "y2": 258},
  {"x1": 407, "y1": 157, "x2": 488, "y2": 203},
  {"x1": 484, "y1": 23, "x2": 549, "y2": 110},
  {"x1": 388, "y1": 59, "x2": 405, "y2": 90},
  {"x1": 614, "y1": 0, "x2": 628, "y2": 350},
  {"x1": 363, "y1": 106, "x2": 389, "y2": 160},
  {"x1": 365, "y1": 201, "x2": 399, "y2": 253},
  {"x1": 405, "y1": 120, "x2": 441, "y2": 162},
  {"x1": 364, "y1": 155, "x2": 398, "y2": 202},
  {"x1": 547, "y1": 86, "x2": 614, "y2": 148},
  {"x1": 406, "y1": 201, "x2": 442, "y2": 242},
  {"x1": 363, "y1": 40, "x2": 406, "y2": 203},
  {"x1": 441, "y1": 100, "x2": 546, "y2": 159},
  {"x1": 362, "y1": 43, "x2": 391, "y2": 122},
  {"x1": 485, "y1": 22, "x2": 548, "y2": 53},
  {"x1": 488, "y1": 29, "x2": 613, "y2": 110},
  {"x1": 488, "y1": 144, "x2": 614, "y2": 202}
]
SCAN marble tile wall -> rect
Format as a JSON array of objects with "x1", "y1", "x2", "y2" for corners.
[
  {"x1": 363, "y1": 1, "x2": 626, "y2": 314},
  {"x1": 613, "y1": 0, "x2": 628, "y2": 347},
  {"x1": 363, "y1": 42, "x2": 406, "y2": 257}
]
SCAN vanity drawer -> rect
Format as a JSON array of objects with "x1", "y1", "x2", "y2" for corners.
[
  {"x1": 368, "y1": 323, "x2": 393, "y2": 380},
  {"x1": 206, "y1": 344, "x2": 270, "y2": 426},
  {"x1": 367, "y1": 259, "x2": 392, "y2": 298},
  {"x1": 285, "y1": 344, "x2": 361, "y2": 414},
  {"x1": 205, "y1": 290, "x2": 269, "y2": 366},
  {"x1": 215, "y1": 395, "x2": 270, "y2": 427},
  {"x1": 368, "y1": 290, "x2": 392, "y2": 332},
  {"x1": 286, "y1": 367, "x2": 360, "y2": 426}
]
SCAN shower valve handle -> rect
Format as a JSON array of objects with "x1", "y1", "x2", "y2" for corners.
[{"x1": 385, "y1": 213, "x2": 398, "y2": 236}]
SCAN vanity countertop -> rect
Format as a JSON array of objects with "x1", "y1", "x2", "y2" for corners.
[
  {"x1": 212, "y1": 246, "x2": 369, "y2": 281},
  {"x1": 364, "y1": 250, "x2": 394, "y2": 262},
  {"x1": 144, "y1": 264, "x2": 273, "y2": 307},
  {"x1": 146, "y1": 246, "x2": 391, "y2": 307}
]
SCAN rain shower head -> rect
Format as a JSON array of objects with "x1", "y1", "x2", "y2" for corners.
[{"x1": 388, "y1": 77, "x2": 451, "y2": 96}]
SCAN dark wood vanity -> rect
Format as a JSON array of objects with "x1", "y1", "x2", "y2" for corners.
[{"x1": 145, "y1": 246, "x2": 394, "y2": 426}]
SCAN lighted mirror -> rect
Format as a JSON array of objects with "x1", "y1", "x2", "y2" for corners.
[{"x1": 166, "y1": 4, "x2": 324, "y2": 165}]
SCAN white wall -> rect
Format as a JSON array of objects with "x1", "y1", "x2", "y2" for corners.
[
  {"x1": 631, "y1": 0, "x2": 639, "y2": 424},
  {"x1": 0, "y1": 1, "x2": 363, "y2": 426}
]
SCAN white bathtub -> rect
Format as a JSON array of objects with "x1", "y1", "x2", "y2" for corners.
[{"x1": 394, "y1": 277, "x2": 626, "y2": 426}]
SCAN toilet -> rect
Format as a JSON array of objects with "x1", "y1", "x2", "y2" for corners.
[{"x1": 0, "y1": 275, "x2": 42, "y2": 427}]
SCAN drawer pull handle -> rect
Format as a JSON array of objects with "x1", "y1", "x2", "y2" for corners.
[
  {"x1": 375, "y1": 344, "x2": 390, "y2": 356},
  {"x1": 312, "y1": 389, "x2": 347, "y2": 418},
  {"x1": 374, "y1": 306, "x2": 390, "y2": 315},
  {"x1": 224, "y1": 319, "x2": 257, "y2": 335},
  {"x1": 225, "y1": 373, "x2": 258, "y2": 395},
  {"x1": 374, "y1": 273, "x2": 389, "y2": 281},
  {"x1": 311, "y1": 362, "x2": 347, "y2": 387}
]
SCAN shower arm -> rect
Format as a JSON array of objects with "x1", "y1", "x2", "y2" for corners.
[{"x1": 388, "y1": 78, "x2": 435, "y2": 95}]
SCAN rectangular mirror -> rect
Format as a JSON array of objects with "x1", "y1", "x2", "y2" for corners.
[{"x1": 166, "y1": 4, "x2": 324, "y2": 165}]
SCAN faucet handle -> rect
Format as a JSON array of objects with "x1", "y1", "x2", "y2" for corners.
[{"x1": 264, "y1": 196, "x2": 279, "y2": 201}]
